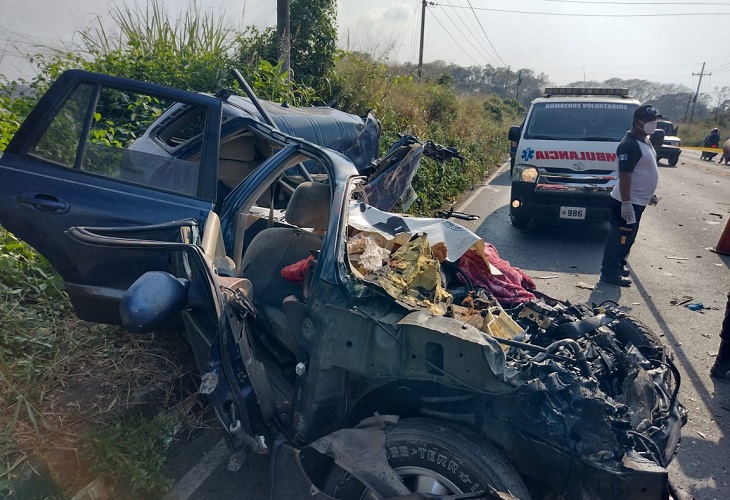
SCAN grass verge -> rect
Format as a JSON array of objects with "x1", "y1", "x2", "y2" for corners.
[{"x1": 0, "y1": 227, "x2": 200, "y2": 498}]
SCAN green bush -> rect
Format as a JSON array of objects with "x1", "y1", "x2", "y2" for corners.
[
  {"x1": 0, "y1": 82, "x2": 38, "y2": 152},
  {"x1": 332, "y1": 52, "x2": 508, "y2": 215},
  {"x1": 0, "y1": 228, "x2": 65, "y2": 306}
]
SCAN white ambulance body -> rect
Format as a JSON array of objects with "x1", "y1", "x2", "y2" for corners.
[{"x1": 508, "y1": 88, "x2": 641, "y2": 229}]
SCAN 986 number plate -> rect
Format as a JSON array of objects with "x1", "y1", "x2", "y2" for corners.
[{"x1": 560, "y1": 206, "x2": 585, "y2": 219}]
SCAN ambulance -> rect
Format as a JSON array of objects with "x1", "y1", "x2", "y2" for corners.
[{"x1": 507, "y1": 88, "x2": 641, "y2": 229}]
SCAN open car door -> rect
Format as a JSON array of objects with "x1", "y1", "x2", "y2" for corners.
[{"x1": 0, "y1": 70, "x2": 222, "y2": 323}]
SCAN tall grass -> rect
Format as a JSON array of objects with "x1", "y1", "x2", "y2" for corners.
[
  {"x1": 83, "y1": 0, "x2": 232, "y2": 58},
  {"x1": 676, "y1": 121, "x2": 728, "y2": 148},
  {"x1": 333, "y1": 52, "x2": 514, "y2": 215},
  {"x1": 78, "y1": 0, "x2": 237, "y2": 92}
]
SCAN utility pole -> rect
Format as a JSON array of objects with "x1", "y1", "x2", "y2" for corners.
[
  {"x1": 418, "y1": 0, "x2": 427, "y2": 80},
  {"x1": 515, "y1": 70, "x2": 523, "y2": 100},
  {"x1": 503, "y1": 66, "x2": 511, "y2": 98},
  {"x1": 683, "y1": 91, "x2": 692, "y2": 122},
  {"x1": 689, "y1": 62, "x2": 710, "y2": 124},
  {"x1": 277, "y1": 0, "x2": 291, "y2": 77}
]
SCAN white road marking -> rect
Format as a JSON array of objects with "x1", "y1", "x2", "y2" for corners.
[
  {"x1": 162, "y1": 438, "x2": 229, "y2": 500},
  {"x1": 458, "y1": 162, "x2": 509, "y2": 212}
]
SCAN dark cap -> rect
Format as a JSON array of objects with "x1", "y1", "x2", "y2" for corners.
[{"x1": 634, "y1": 104, "x2": 659, "y2": 121}]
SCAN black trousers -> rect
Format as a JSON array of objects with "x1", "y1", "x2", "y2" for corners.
[
  {"x1": 721, "y1": 291, "x2": 730, "y2": 341},
  {"x1": 600, "y1": 197, "x2": 646, "y2": 277}
]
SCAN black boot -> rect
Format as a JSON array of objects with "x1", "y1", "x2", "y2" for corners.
[{"x1": 711, "y1": 340, "x2": 730, "y2": 380}]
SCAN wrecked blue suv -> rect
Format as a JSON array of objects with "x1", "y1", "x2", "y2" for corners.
[{"x1": 0, "y1": 70, "x2": 685, "y2": 499}]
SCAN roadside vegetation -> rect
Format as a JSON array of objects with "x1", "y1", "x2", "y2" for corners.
[
  {"x1": 1, "y1": 0, "x2": 728, "y2": 497},
  {"x1": 0, "y1": 226, "x2": 199, "y2": 497}
]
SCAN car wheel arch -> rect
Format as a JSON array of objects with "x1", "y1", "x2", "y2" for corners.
[{"x1": 320, "y1": 417, "x2": 531, "y2": 499}]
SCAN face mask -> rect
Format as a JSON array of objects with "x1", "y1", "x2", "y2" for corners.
[{"x1": 643, "y1": 120, "x2": 657, "y2": 135}]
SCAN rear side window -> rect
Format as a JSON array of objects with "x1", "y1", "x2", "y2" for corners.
[
  {"x1": 30, "y1": 83, "x2": 206, "y2": 197},
  {"x1": 525, "y1": 102, "x2": 637, "y2": 142}
]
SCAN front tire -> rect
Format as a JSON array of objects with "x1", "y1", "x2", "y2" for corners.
[
  {"x1": 669, "y1": 153, "x2": 679, "y2": 166},
  {"x1": 322, "y1": 418, "x2": 530, "y2": 499},
  {"x1": 607, "y1": 307, "x2": 663, "y2": 353}
]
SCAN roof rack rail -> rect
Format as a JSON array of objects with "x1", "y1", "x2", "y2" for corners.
[{"x1": 543, "y1": 87, "x2": 630, "y2": 98}]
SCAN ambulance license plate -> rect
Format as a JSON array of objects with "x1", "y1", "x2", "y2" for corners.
[{"x1": 560, "y1": 206, "x2": 585, "y2": 219}]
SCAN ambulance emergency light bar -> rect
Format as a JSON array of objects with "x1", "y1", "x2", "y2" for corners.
[{"x1": 543, "y1": 87, "x2": 630, "y2": 98}]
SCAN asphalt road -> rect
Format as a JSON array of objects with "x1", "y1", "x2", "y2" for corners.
[
  {"x1": 455, "y1": 151, "x2": 730, "y2": 500},
  {"x1": 162, "y1": 151, "x2": 730, "y2": 500}
]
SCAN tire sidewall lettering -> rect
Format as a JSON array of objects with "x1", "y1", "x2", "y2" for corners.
[{"x1": 385, "y1": 444, "x2": 481, "y2": 491}]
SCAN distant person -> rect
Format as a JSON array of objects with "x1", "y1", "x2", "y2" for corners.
[
  {"x1": 710, "y1": 292, "x2": 730, "y2": 381},
  {"x1": 704, "y1": 128, "x2": 721, "y2": 147},
  {"x1": 599, "y1": 104, "x2": 660, "y2": 287}
]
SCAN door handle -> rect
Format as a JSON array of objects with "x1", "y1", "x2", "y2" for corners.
[{"x1": 17, "y1": 193, "x2": 70, "y2": 214}]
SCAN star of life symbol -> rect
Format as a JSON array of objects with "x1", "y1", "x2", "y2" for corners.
[{"x1": 521, "y1": 148, "x2": 534, "y2": 161}]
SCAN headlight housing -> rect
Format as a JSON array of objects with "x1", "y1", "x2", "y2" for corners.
[{"x1": 513, "y1": 165, "x2": 539, "y2": 183}]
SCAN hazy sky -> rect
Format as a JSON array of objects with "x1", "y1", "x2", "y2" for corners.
[{"x1": 2, "y1": 0, "x2": 730, "y2": 94}]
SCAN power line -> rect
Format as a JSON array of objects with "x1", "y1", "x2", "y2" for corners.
[
  {"x1": 465, "y1": 0, "x2": 506, "y2": 66},
  {"x1": 428, "y1": 11, "x2": 484, "y2": 66},
  {"x1": 533, "y1": 61, "x2": 716, "y2": 71},
  {"x1": 409, "y1": 1, "x2": 422, "y2": 63},
  {"x1": 388, "y1": 0, "x2": 407, "y2": 46},
  {"x1": 688, "y1": 62, "x2": 711, "y2": 123},
  {"x1": 438, "y1": 2, "x2": 730, "y2": 17},
  {"x1": 534, "y1": 0, "x2": 730, "y2": 5},
  {"x1": 435, "y1": 4, "x2": 499, "y2": 65},
  {"x1": 707, "y1": 55, "x2": 730, "y2": 66},
  {"x1": 435, "y1": 2, "x2": 491, "y2": 61},
  {"x1": 444, "y1": 0, "x2": 497, "y2": 64}
]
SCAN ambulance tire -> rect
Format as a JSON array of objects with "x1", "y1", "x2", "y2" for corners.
[{"x1": 510, "y1": 212, "x2": 530, "y2": 229}]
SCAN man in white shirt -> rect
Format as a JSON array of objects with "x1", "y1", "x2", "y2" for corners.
[{"x1": 600, "y1": 104, "x2": 660, "y2": 287}]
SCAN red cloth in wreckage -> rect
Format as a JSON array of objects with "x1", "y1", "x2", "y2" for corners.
[{"x1": 456, "y1": 245, "x2": 536, "y2": 305}]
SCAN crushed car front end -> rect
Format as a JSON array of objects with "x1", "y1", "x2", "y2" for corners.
[
  {"x1": 291, "y1": 190, "x2": 686, "y2": 499},
  {"x1": 301, "y1": 283, "x2": 685, "y2": 498},
  {"x1": 476, "y1": 300, "x2": 685, "y2": 498}
]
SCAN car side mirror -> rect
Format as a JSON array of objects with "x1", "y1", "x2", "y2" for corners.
[
  {"x1": 508, "y1": 126, "x2": 521, "y2": 142},
  {"x1": 650, "y1": 129, "x2": 665, "y2": 148},
  {"x1": 120, "y1": 271, "x2": 189, "y2": 333},
  {"x1": 673, "y1": 126, "x2": 679, "y2": 135}
]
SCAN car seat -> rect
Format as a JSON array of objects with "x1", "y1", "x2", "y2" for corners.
[{"x1": 240, "y1": 181, "x2": 330, "y2": 355}]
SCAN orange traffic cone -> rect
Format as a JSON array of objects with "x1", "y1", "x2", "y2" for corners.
[{"x1": 716, "y1": 218, "x2": 730, "y2": 255}]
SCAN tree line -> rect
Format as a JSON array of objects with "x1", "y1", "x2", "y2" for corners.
[{"x1": 406, "y1": 60, "x2": 729, "y2": 126}]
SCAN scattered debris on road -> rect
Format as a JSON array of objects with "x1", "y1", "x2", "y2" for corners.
[
  {"x1": 575, "y1": 281, "x2": 594, "y2": 290},
  {"x1": 671, "y1": 296, "x2": 693, "y2": 306}
]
